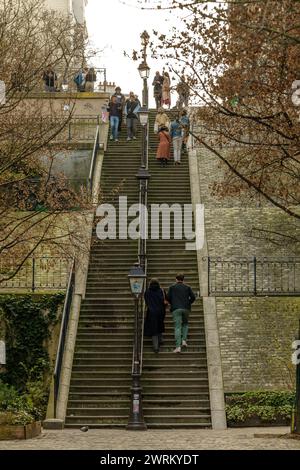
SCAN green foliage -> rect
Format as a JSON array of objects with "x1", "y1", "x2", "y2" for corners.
[
  {"x1": 0, "y1": 294, "x2": 64, "y2": 390},
  {"x1": 0, "y1": 294, "x2": 64, "y2": 424},
  {"x1": 226, "y1": 391, "x2": 295, "y2": 423},
  {"x1": 0, "y1": 377, "x2": 47, "y2": 424}
]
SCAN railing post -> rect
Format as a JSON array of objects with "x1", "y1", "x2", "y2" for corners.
[
  {"x1": 208, "y1": 256, "x2": 211, "y2": 296},
  {"x1": 32, "y1": 258, "x2": 35, "y2": 292},
  {"x1": 104, "y1": 69, "x2": 107, "y2": 92},
  {"x1": 253, "y1": 257, "x2": 257, "y2": 296}
]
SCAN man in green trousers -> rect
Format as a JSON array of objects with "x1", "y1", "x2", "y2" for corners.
[{"x1": 167, "y1": 274, "x2": 196, "y2": 353}]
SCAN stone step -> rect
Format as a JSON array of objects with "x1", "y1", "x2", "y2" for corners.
[
  {"x1": 65, "y1": 416, "x2": 128, "y2": 425},
  {"x1": 68, "y1": 385, "x2": 211, "y2": 396},
  {"x1": 75, "y1": 341, "x2": 206, "y2": 348},
  {"x1": 67, "y1": 399, "x2": 210, "y2": 408},
  {"x1": 70, "y1": 377, "x2": 208, "y2": 386}
]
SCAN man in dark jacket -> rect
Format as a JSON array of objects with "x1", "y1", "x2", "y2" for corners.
[
  {"x1": 167, "y1": 273, "x2": 196, "y2": 353},
  {"x1": 112, "y1": 87, "x2": 125, "y2": 132}
]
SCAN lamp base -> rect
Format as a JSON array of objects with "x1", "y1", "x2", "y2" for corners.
[{"x1": 126, "y1": 422, "x2": 148, "y2": 431}]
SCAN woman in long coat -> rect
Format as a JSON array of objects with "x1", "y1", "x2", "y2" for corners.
[
  {"x1": 156, "y1": 126, "x2": 171, "y2": 166},
  {"x1": 144, "y1": 279, "x2": 167, "y2": 353},
  {"x1": 162, "y1": 72, "x2": 171, "y2": 108}
]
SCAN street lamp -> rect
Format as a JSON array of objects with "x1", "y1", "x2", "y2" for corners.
[
  {"x1": 138, "y1": 30, "x2": 150, "y2": 108},
  {"x1": 137, "y1": 106, "x2": 150, "y2": 167},
  {"x1": 127, "y1": 263, "x2": 147, "y2": 431}
]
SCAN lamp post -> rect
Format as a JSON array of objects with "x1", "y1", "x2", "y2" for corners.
[
  {"x1": 137, "y1": 108, "x2": 151, "y2": 271},
  {"x1": 127, "y1": 263, "x2": 147, "y2": 431},
  {"x1": 138, "y1": 30, "x2": 150, "y2": 108}
]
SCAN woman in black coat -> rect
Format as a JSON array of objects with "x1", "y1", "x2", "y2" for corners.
[{"x1": 144, "y1": 278, "x2": 167, "y2": 353}]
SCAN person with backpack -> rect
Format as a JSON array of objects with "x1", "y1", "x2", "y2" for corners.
[
  {"x1": 125, "y1": 92, "x2": 140, "y2": 141},
  {"x1": 144, "y1": 279, "x2": 167, "y2": 353}
]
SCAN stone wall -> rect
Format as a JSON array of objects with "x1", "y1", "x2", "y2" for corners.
[
  {"x1": 193, "y1": 141, "x2": 300, "y2": 392},
  {"x1": 216, "y1": 296, "x2": 299, "y2": 392}
]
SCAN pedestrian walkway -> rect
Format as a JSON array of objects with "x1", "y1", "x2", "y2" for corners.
[{"x1": 0, "y1": 428, "x2": 300, "y2": 450}]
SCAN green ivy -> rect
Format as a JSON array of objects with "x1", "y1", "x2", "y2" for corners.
[
  {"x1": 0, "y1": 294, "x2": 64, "y2": 390},
  {"x1": 226, "y1": 391, "x2": 295, "y2": 423}
]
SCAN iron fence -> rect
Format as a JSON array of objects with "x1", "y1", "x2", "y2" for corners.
[
  {"x1": 207, "y1": 257, "x2": 300, "y2": 296},
  {"x1": 0, "y1": 257, "x2": 73, "y2": 291},
  {"x1": 53, "y1": 116, "x2": 102, "y2": 143}
]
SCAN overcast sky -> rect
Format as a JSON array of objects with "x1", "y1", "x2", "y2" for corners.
[{"x1": 85, "y1": 0, "x2": 180, "y2": 106}]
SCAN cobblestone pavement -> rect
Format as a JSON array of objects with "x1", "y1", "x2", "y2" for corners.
[{"x1": 0, "y1": 427, "x2": 300, "y2": 450}]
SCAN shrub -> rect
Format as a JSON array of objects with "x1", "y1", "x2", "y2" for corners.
[{"x1": 225, "y1": 391, "x2": 295, "y2": 424}]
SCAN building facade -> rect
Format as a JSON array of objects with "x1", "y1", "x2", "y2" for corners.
[{"x1": 43, "y1": 0, "x2": 87, "y2": 24}]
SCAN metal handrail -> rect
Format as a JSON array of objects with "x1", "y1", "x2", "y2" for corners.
[
  {"x1": 0, "y1": 256, "x2": 72, "y2": 291},
  {"x1": 206, "y1": 256, "x2": 300, "y2": 296},
  {"x1": 135, "y1": 120, "x2": 149, "y2": 377},
  {"x1": 53, "y1": 259, "x2": 75, "y2": 418},
  {"x1": 88, "y1": 125, "x2": 100, "y2": 195}
]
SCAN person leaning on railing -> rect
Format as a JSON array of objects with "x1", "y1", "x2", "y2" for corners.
[
  {"x1": 85, "y1": 68, "x2": 97, "y2": 92},
  {"x1": 43, "y1": 66, "x2": 57, "y2": 92}
]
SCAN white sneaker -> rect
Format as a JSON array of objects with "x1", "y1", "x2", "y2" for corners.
[
  {"x1": 173, "y1": 347, "x2": 181, "y2": 353},
  {"x1": 110, "y1": 135, "x2": 113, "y2": 140},
  {"x1": 182, "y1": 340, "x2": 188, "y2": 347},
  {"x1": 127, "y1": 137, "x2": 131, "y2": 141},
  {"x1": 115, "y1": 139, "x2": 119, "y2": 142},
  {"x1": 133, "y1": 136, "x2": 137, "y2": 140}
]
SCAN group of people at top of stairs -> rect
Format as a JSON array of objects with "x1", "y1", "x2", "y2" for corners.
[
  {"x1": 107, "y1": 72, "x2": 190, "y2": 164},
  {"x1": 153, "y1": 71, "x2": 190, "y2": 167},
  {"x1": 144, "y1": 274, "x2": 196, "y2": 354},
  {"x1": 153, "y1": 71, "x2": 189, "y2": 111}
]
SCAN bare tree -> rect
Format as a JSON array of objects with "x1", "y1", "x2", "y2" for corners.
[
  {"x1": 138, "y1": 0, "x2": 300, "y2": 227},
  {"x1": 0, "y1": 0, "x2": 94, "y2": 281}
]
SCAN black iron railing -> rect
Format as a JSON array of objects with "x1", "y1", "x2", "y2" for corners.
[
  {"x1": 127, "y1": 117, "x2": 150, "y2": 429},
  {"x1": 88, "y1": 125, "x2": 100, "y2": 195},
  {"x1": 0, "y1": 257, "x2": 72, "y2": 292},
  {"x1": 207, "y1": 257, "x2": 300, "y2": 296},
  {"x1": 67, "y1": 116, "x2": 100, "y2": 142},
  {"x1": 53, "y1": 259, "x2": 75, "y2": 418},
  {"x1": 53, "y1": 116, "x2": 103, "y2": 143}
]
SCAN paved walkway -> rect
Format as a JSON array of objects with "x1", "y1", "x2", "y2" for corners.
[{"x1": 0, "y1": 427, "x2": 300, "y2": 450}]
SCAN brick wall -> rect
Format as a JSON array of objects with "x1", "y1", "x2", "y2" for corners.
[
  {"x1": 194, "y1": 143, "x2": 300, "y2": 391},
  {"x1": 216, "y1": 297, "x2": 299, "y2": 392}
]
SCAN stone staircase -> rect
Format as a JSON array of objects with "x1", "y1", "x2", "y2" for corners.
[
  {"x1": 64, "y1": 109, "x2": 211, "y2": 428},
  {"x1": 65, "y1": 123, "x2": 141, "y2": 428},
  {"x1": 141, "y1": 111, "x2": 211, "y2": 428}
]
